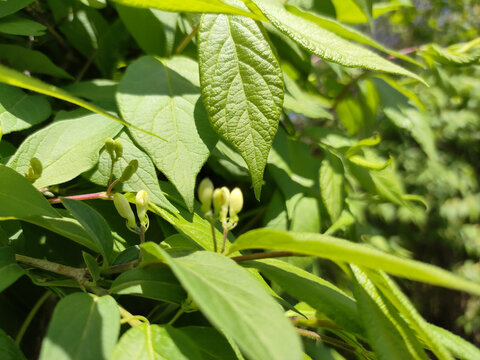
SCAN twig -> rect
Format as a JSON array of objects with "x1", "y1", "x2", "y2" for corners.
[
  {"x1": 167, "y1": 308, "x2": 184, "y2": 325},
  {"x1": 330, "y1": 72, "x2": 368, "y2": 113},
  {"x1": 221, "y1": 227, "x2": 229, "y2": 254},
  {"x1": 175, "y1": 23, "x2": 199, "y2": 54},
  {"x1": 106, "y1": 179, "x2": 120, "y2": 196},
  {"x1": 210, "y1": 220, "x2": 218, "y2": 253},
  {"x1": 230, "y1": 251, "x2": 294, "y2": 262},
  {"x1": 75, "y1": 49, "x2": 97, "y2": 83},
  {"x1": 16, "y1": 254, "x2": 89, "y2": 282}
]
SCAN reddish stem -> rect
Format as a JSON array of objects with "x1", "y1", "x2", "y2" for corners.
[{"x1": 48, "y1": 192, "x2": 111, "y2": 204}]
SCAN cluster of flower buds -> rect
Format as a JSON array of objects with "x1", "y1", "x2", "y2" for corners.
[
  {"x1": 113, "y1": 190, "x2": 149, "y2": 234},
  {"x1": 25, "y1": 157, "x2": 43, "y2": 183},
  {"x1": 105, "y1": 137, "x2": 123, "y2": 160},
  {"x1": 198, "y1": 178, "x2": 243, "y2": 230}
]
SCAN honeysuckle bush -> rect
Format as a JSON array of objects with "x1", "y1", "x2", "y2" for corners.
[{"x1": 0, "y1": 0, "x2": 479, "y2": 359}]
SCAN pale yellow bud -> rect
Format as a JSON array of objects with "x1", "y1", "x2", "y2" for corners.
[
  {"x1": 113, "y1": 193, "x2": 136, "y2": 229},
  {"x1": 135, "y1": 190, "x2": 149, "y2": 227},
  {"x1": 213, "y1": 186, "x2": 230, "y2": 222},
  {"x1": 229, "y1": 187, "x2": 243, "y2": 223},
  {"x1": 198, "y1": 178, "x2": 214, "y2": 214}
]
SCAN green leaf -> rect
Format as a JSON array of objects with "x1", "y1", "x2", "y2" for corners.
[
  {"x1": 111, "y1": 323, "x2": 203, "y2": 360},
  {"x1": 351, "y1": 266, "x2": 426, "y2": 360},
  {"x1": 0, "y1": 0, "x2": 34, "y2": 18},
  {"x1": 350, "y1": 0, "x2": 372, "y2": 25},
  {"x1": 429, "y1": 325, "x2": 480, "y2": 360},
  {"x1": 0, "y1": 64, "x2": 162, "y2": 139},
  {"x1": 86, "y1": 131, "x2": 175, "y2": 212},
  {"x1": 0, "y1": 246, "x2": 24, "y2": 293},
  {"x1": 290, "y1": 196, "x2": 320, "y2": 232},
  {"x1": 245, "y1": 259, "x2": 364, "y2": 337},
  {"x1": 110, "y1": 267, "x2": 186, "y2": 304},
  {"x1": 227, "y1": 229, "x2": 480, "y2": 296},
  {"x1": 178, "y1": 326, "x2": 238, "y2": 360},
  {"x1": 83, "y1": 252, "x2": 100, "y2": 282},
  {"x1": 366, "y1": 270, "x2": 453, "y2": 360},
  {"x1": 159, "y1": 248, "x2": 303, "y2": 360},
  {"x1": 61, "y1": 198, "x2": 114, "y2": 264},
  {"x1": 110, "y1": 0, "x2": 262, "y2": 20},
  {"x1": 285, "y1": 5, "x2": 421, "y2": 67},
  {"x1": 319, "y1": 152, "x2": 344, "y2": 222},
  {"x1": 0, "y1": 44, "x2": 72, "y2": 79},
  {"x1": 249, "y1": 0, "x2": 426, "y2": 84},
  {"x1": 348, "y1": 154, "x2": 393, "y2": 170},
  {"x1": 117, "y1": 56, "x2": 218, "y2": 210},
  {"x1": 116, "y1": 4, "x2": 177, "y2": 56},
  {"x1": 0, "y1": 15, "x2": 46, "y2": 36},
  {"x1": 79, "y1": 0, "x2": 107, "y2": 9},
  {"x1": 7, "y1": 112, "x2": 123, "y2": 189},
  {"x1": 39, "y1": 293, "x2": 120, "y2": 360},
  {"x1": 0, "y1": 165, "x2": 59, "y2": 220},
  {"x1": 0, "y1": 84, "x2": 51, "y2": 134},
  {"x1": 0, "y1": 328, "x2": 26, "y2": 360},
  {"x1": 198, "y1": 12, "x2": 284, "y2": 199}
]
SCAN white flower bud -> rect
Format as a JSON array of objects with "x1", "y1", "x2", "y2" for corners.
[
  {"x1": 135, "y1": 190, "x2": 149, "y2": 227},
  {"x1": 213, "y1": 186, "x2": 230, "y2": 222},
  {"x1": 229, "y1": 187, "x2": 243, "y2": 223},
  {"x1": 198, "y1": 178, "x2": 214, "y2": 214},
  {"x1": 113, "y1": 193, "x2": 136, "y2": 229}
]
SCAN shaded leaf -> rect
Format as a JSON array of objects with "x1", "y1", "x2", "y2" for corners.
[{"x1": 0, "y1": 246, "x2": 24, "y2": 293}]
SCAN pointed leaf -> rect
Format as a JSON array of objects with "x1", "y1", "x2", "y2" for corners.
[
  {"x1": 117, "y1": 56, "x2": 218, "y2": 210},
  {"x1": 178, "y1": 326, "x2": 238, "y2": 360},
  {"x1": 0, "y1": 247, "x2": 25, "y2": 293},
  {"x1": 227, "y1": 229, "x2": 480, "y2": 295},
  {"x1": 0, "y1": 328, "x2": 26, "y2": 360},
  {"x1": 249, "y1": 0, "x2": 426, "y2": 84},
  {"x1": 111, "y1": 323, "x2": 203, "y2": 360},
  {"x1": 159, "y1": 248, "x2": 303, "y2": 360},
  {"x1": 61, "y1": 198, "x2": 113, "y2": 264},
  {"x1": 198, "y1": 13, "x2": 283, "y2": 198},
  {"x1": 7, "y1": 113, "x2": 123, "y2": 189},
  {"x1": 319, "y1": 152, "x2": 344, "y2": 222},
  {"x1": 0, "y1": 0, "x2": 34, "y2": 18},
  {"x1": 39, "y1": 293, "x2": 120, "y2": 360}
]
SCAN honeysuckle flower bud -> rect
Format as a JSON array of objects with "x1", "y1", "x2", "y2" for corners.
[
  {"x1": 105, "y1": 137, "x2": 115, "y2": 159},
  {"x1": 198, "y1": 178, "x2": 214, "y2": 214},
  {"x1": 30, "y1": 157, "x2": 43, "y2": 176},
  {"x1": 119, "y1": 159, "x2": 138, "y2": 182},
  {"x1": 113, "y1": 193, "x2": 136, "y2": 229},
  {"x1": 135, "y1": 190, "x2": 149, "y2": 227},
  {"x1": 114, "y1": 139, "x2": 123, "y2": 159},
  {"x1": 229, "y1": 187, "x2": 243, "y2": 223},
  {"x1": 213, "y1": 186, "x2": 230, "y2": 222}
]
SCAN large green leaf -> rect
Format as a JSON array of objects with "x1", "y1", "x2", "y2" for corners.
[
  {"x1": 111, "y1": 323, "x2": 203, "y2": 360},
  {"x1": 352, "y1": 266, "x2": 425, "y2": 360},
  {"x1": 285, "y1": 5, "x2": 421, "y2": 67},
  {"x1": 7, "y1": 112, "x2": 123, "y2": 188},
  {"x1": 178, "y1": 326, "x2": 238, "y2": 360},
  {"x1": 0, "y1": 15, "x2": 46, "y2": 36},
  {"x1": 249, "y1": 0, "x2": 426, "y2": 84},
  {"x1": 319, "y1": 152, "x2": 344, "y2": 222},
  {"x1": 0, "y1": 246, "x2": 25, "y2": 293},
  {"x1": 0, "y1": 84, "x2": 51, "y2": 134},
  {"x1": 0, "y1": 0, "x2": 34, "y2": 18},
  {"x1": 159, "y1": 248, "x2": 303, "y2": 360},
  {"x1": 429, "y1": 325, "x2": 480, "y2": 360},
  {"x1": 0, "y1": 328, "x2": 26, "y2": 360},
  {"x1": 0, "y1": 44, "x2": 72, "y2": 79},
  {"x1": 244, "y1": 259, "x2": 364, "y2": 336},
  {"x1": 110, "y1": 0, "x2": 262, "y2": 20},
  {"x1": 39, "y1": 293, "x2": 120, "y2": 360},
  {"x1": 61, "y1": 198, "x2": 114, "y2": 264},
  {"x1": 198, "y1": 11, "x2": 284, "y2": 199},
  {"x1": 227, "y1": 229, "x2": 480, "y2": 295},
  {"x1": 85, "y1": 131, "x2": 175, "y2": 212},
  {"x1": 0, "y1": 165, "x2": 59, "y2": 220},
  {"x1": 0, "y1": 64, "x2": 161, "y2": 138},
  {"x1": 117, "y1": 56, "x2": 218, "y2": 210},
  {"x1": 110, "y1": 267, "x2": 186, "y2": 304}
]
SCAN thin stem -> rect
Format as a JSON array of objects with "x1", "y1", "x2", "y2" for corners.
[
  {"x1": 210, "y1": 220, "x2": 218, "y2": 253},
  {"x1": 175, "y1": 23, "x2": 199, "y2": 54},
  {"x1": 231, "y1": 251, "x2": 294, "y2": 262},
  {"x1": 330, "y1": 72, "x2": 368, "y2": 113},
  {"x1": 294, "y1": 327, "x2": 358, "y2": 353},
  {"x1": 167, "y1": 307, "x2": 184, "y2": 325},
  {"x1": 139, "y1": 227, "x2": 145, "y2": 244},
  {"x1": 15, "y1": 291, "x2": 51, "y2": 345},
  {"x1": 106, "y1": 178, "x2": 120, "y2": 196},
  {"x1": 103, "y1": 261, "x2": 139, "y2": 275},
  {"x1": 76, "y1": 49, "x2": 97, "y2": 82},
  {"x1": 16, "y1": 254, "x2": 89, "y2": 282},
  {"x1": 48, "y1": 192, "x2": 111, "y2": 204},
  {"x1": 118, "y1": 305, "x2": 144, "y2": 327},
  {"x1": 221, "y1": 227, "x2": 229, "y2": 254},
  {"x1": 107, "y1": 157, "x2": 115, "y2": 189}
]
